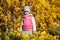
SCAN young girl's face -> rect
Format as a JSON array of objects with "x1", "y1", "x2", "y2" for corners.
[{"x1": 24, "y1": 11, "x2": 30, "y2": 15}]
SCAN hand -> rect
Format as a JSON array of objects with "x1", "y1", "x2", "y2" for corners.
[{"x1": 32, "y1": 31, "x2": 36, "y2": 34}]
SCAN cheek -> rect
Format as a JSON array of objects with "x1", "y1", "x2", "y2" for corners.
[
  {"x1": 27, "y1": 12, "x2": 30, "y2": 14},
  {"x1": 24, "y1": 13, "x2": 26, "y2": 14},
  {"x1": 25, "y1": 13, "x2": 27, "y2": 14}
]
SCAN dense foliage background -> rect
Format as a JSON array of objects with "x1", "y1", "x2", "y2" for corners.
[{"x1": 0, "y1": 0, "x2": 60, "y2": 40}]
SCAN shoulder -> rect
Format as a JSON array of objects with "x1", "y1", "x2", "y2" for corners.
[
  {"x1": 21, "y1": 15, "x2": 25, "y2": 20},
  {"x1": 29, "y1": 14, "x2": 35, "y2": 20}
]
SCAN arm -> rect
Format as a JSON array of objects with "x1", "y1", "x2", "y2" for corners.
[
  {"x1": 20, "y1": 20, "x2": 23, "y2": 31},
  {"x1": 32, "y1": 16, "x2": 36, "y2": 32}
]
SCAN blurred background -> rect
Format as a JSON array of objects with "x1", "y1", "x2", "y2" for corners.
[{"x1": 0, "y1": 0, "x2": 60, "y2": 40}]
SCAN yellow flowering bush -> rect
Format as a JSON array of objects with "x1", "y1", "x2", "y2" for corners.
[{"x1": 0, "y1": 0, "x2": 60, "y2": 40}]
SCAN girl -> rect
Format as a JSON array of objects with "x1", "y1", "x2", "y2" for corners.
[{"x1": 20, "y1": 6, "x2": 36, "y2": 36}]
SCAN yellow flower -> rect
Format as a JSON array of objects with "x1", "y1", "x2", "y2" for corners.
[
  {"x1": 3, "y1": 16, "x2": 8, "y2": 23},
  {"x1": 30, "y1": 34, "x2": 35, "y2": 38},
  {"x1": 13, "y1": 18, "x2": 16, "y2": 22},
  {"x1": 53, "y1": 36, "x2": 57, "y2": 40},
  {"x1": 1, "y1": 14, "x2": 4, "y2": 17},
  {"x1": 39, "y1": 36, "x2": 45, "y2": 40},
  {"x1": 6, "y1": 0, "x2": 11, "y2": 5},
  {"x1": 5, "y1": 36, "x2": 10, "y2": 40},
  {"x1": 0, "y1": 32, "x2": 1, "y2": 35},
  {"x1": 16, "y1": 32, "x2": 20, "y2": 37},
  {"x1": 41, "y1": 31, "x2": 47, "y2": 36},
  {"x1": 22, "y1": 0, "x2": 25, "y2": 6},
  {"x1": 15, "y1": 7, "x2": 21, "y2": 11},
  {"x1": 17, "y1": 28, "x2": 20, "y2": 32},
  {"x1": 0, "y1": 37, "x2": 2, "y2": 40},
  {"x1": 22, "y1": 33, "x2": 27, "y2": 38}
]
